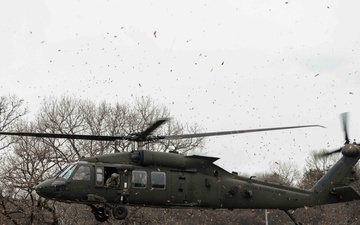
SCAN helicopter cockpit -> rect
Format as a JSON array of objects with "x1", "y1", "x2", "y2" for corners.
[
  {"x1": 34, "y1": 161, "x2": 135, "y2": 204},
  {"x1": 57, "y1": 163, "x2": 91, "y2": 181},
  {"x1": 34, "y1": 162, "x2": 92, "y2": 200},
  {"x1": 57, "y1": 164, "x2": 77, "y2": 180}
]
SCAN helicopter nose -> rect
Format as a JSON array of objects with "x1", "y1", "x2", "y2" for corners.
[{"x1": 34, "y1": 179, "x2": 56, "y2": 198}]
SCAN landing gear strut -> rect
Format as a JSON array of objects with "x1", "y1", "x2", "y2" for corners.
[
  {"x1": 88, "y1": 194, "x2": 129, "y2": 222},
  {"x1": 89, "y1": 204, "x2": 128, "y2": 222},
  {"x1": 89, "y1": 205, "x2": 110, "y2": 222}
]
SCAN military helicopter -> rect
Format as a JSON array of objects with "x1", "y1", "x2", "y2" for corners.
[{"x1": 0, "y1": 113, "x2": 359, "y2": 224}]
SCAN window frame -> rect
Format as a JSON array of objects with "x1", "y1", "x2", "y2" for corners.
[
  {"x1": 96, "y1": 167, "x2": 104, "y2": 186},
  {"x1": 151, "y1": 172, "x2": 166, "y2": 189},
  {"x1": 72, "y1": 165, "x2": 91, "y2": 181},
  {"x1": 131, "y1": 170, "x2": 147, "y2": 188},
  {"x1": 58, "y1": 164, "x2": 77, "y2": 180}
]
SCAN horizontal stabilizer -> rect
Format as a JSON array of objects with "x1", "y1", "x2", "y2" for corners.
[{"x1": 331, "y1": 186, "x2": 360, "y2": 202}]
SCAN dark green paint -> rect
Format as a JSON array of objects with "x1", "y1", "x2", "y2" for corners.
[
  {"x1": 1, "y1": 115, "x2": 359, "y2": 223},
  {"x1": 34, "y1": 148, "x2": 360, "y2": 222}
]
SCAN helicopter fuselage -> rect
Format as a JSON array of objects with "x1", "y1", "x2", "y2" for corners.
[
  {"x1": 35, "y1": 150, "x2": 315, "y2": 211},
  {"x1": 2, "y1": 114, "x2": 357, "y2": 223}
]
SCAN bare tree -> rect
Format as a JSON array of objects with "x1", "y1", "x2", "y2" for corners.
[
  {"x1": 35, "y1": 96, "x2": 203, "y2": 160},
  {"x1": 258, "y1": 161, "x2": 301, "y2": 187},
  {"x1": 306, "y1": 149, "x2": 340, "y2": 173},
  {"x1": 0, "y1": 121, "x2": 60, "y2": 224},
  {"x1": 0, "y1": 95, "x2": 205, "y2": 224},
  {"x1": 272, "y1": 161, "x2": 301, "y2": 186},
  {"x1": 0, "y1": 95, "x2": 27, "y2": 151},
  {"x1": 299, "y1": 149, "x2": 340, "y2": 189}
]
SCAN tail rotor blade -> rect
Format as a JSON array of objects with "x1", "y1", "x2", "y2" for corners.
[
  {"x1": 320, "y1": 112, "x2": 353, "y2": 158},
  {"x1": 318, "y1": 148, "x2": 342, "y2": 158},
  {"x1": 341, "y1": 112, "x2": 350, "y2": 144}
]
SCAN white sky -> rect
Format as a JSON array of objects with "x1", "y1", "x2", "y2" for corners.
[{"x1": 1, "y1": 0, "x2": 360, "y2": 175}]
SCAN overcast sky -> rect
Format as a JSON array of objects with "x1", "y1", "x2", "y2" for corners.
[{"x1": 1, "y1": 0, "x2": 360, "y2": 175}]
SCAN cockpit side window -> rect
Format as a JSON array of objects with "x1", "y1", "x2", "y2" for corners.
[
  {"x1": 58, "y1": 164, "x2": 77, "y2": 180},
  {"x1": 72, "y1": 166, "x2": 91, "y2": 181},
  {"x1": 132, "y1": 171, "x2": 147, "y2": 188}
]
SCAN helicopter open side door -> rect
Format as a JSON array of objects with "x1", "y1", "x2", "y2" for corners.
[{"x1": 94, "y1": 165, "x2": 133, "y2": 204}]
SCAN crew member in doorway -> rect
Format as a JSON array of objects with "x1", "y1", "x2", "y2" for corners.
[{"x1": 106, "y1": 173, "x2": 120, "y2": 188}]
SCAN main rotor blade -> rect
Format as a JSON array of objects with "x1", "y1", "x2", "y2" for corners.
[
  {"x1": 157, "y1": 124, "x2": 324, "y2": 140},
  {"x1": 0, "y1": 119, "x2": 169, "y2": 142},
  {"x1": 0, "y1": 131, "x2": 122, "y2": 141},
  {"x1": 133, "y1": 118, "x2": 168, "y2": 141},
  {"x1": 0, "y1": 123, "x2": 323, "y2": 142}
]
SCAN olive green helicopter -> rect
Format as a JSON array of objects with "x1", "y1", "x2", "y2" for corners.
[{"x1": 0, "y1": 113, "x2": 359, "y2": 224}]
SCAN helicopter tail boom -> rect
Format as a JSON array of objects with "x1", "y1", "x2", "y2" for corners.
[
  {"x1": 310, "y1": 113, "x2": 360, "y2": 206},
  {"x1": 311, "y1": 150, "x2": 360, "y2": 205}
]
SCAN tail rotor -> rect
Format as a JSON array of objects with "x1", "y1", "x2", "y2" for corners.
[{"x1": 319, "y1": 113, "x2": 360, "y2": 158}]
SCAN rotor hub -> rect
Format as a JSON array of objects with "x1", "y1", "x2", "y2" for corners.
[{"x1": 342, "y1": 144, "x2": 360, "y2": 157}]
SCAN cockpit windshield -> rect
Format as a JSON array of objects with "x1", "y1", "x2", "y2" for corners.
[{"x1": 57, "y1": 164, "x2": 77, "y2": 180}]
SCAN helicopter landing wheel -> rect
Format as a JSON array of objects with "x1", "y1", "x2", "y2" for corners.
[
  {"x1": 112, "y1": 204, "x2": 128, "y2": 220},
  {"x1": 93, "y1": 206, "x2": 110, "y2": 222}
]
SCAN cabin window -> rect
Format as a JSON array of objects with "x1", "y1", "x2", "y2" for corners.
[
  {"x1": 96, "y1": 167, "x2": 104, "y2": 186},
  {"x1": 151, "y1": 172, "x2": 166, "y2": 189},
  {"x1": 58, "y1": 164, "x2": 77, "y2": 180},
  {"x1": 132, "y1": 171, "x2": 147, "y2": 188},
  {"x1": 72, "y1": 166, "x2": 91, "y2": 181}
]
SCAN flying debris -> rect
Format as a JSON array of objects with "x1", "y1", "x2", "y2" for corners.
[{"x1": 0, "y1": 114, "x2": 358, "y2": 224}]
